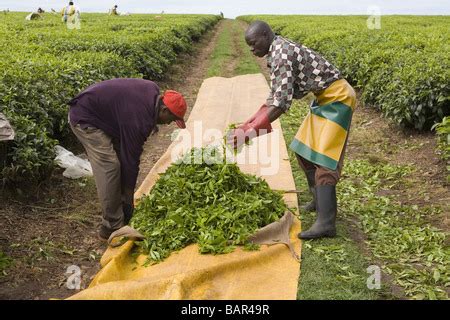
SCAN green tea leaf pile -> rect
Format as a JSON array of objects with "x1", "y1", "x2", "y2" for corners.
[{"x1": 130, "y1": 147, "x2": 287, "y2": 264}]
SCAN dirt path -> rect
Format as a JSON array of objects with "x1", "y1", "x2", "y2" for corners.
[
  {"x1": 220, "y1": 19, "x2": 244, "y2": 77},
  {"x1": 0, "y1": 20, "x2": 225, "y2": 300}
]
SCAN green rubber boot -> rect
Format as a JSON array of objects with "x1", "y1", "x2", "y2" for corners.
[{"x1": 298, "y1": 185, "x2": 337, "y2": 239}]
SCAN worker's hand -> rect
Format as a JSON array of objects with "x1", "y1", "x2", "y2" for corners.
[
  {"x1": 226, "y1": 124, "x2": 253, "y2": 150},
  {"x1": 226, "y1": 104, "x2": 273, "y2": 150}
]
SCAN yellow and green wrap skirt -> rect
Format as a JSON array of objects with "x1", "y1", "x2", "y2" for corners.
[{"x1": 289, "y1": 79, "x2": 357, "y2": 171}]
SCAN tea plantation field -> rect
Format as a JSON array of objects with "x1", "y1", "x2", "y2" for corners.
[{"x1": 0, "y1": 12, "x2": 220, "y2": 183}]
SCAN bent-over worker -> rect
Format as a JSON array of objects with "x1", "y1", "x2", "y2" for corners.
[
  {"x1": 68, "y1": 78, "x2": 187, "y2": 240},
  {"x1": 228, "y1": 21, "x2": 357, "y2": 240}
]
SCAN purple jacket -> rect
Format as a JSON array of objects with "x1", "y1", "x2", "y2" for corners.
[{"x1": 69, "y1": 78, "x2": 159, "y2": 189}]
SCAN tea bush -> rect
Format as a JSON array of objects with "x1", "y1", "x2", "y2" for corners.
[{"x1": 0, "y1": 13, "x2": 220, "y2": 183}]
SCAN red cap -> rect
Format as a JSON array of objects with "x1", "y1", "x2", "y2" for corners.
[{"x1": 162, "y1": 90, "x2": 187, "y2": 129}]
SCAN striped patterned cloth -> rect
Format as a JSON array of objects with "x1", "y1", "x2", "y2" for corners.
[{"x1": 290, "y1": 79, "x2": 357, "y2": 170}]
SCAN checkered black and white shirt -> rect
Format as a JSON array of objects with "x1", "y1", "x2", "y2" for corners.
[{"x1": 266, "y1": 36, "x2": 341, "y2": 112}]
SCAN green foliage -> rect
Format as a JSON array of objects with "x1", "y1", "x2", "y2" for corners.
[
  {"x1": 130, "y1": 147, "x2": 287, "y2": 265},
  {"x1": 0, "y1": 251, "x2": 13, "y2": 277},
  {"x1": 299, "y1": 241, "x2": 381, "y2": 300},
  {"x1": 432, "y1": 117, "x2": 450, "y2": 182},
  {"x1": 338, "y1": 159, "x2": 449, "y2": 300},
  {"x1": 238, "y1": 15, "x2": 450, "y2": 130},
  {"x1": 0, "y1": 12, "x2": 220, "y2": 184},
  {"x1": 0, "y1": 114, "x2": 57, "y2": 183}
]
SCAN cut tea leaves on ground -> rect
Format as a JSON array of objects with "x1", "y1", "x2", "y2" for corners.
[{"x1": 130, "y1": 147, "x2": 287, "y2": 265}]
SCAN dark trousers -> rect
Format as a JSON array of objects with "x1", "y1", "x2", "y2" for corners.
[{"x1": 295, "y1": 137, "x2": 348, "y2": 186}]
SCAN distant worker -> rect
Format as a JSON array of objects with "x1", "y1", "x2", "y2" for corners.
[
  {"x1": 61, "y1": 1, "x2": 76, "y2": 23},
  {"x1": 68, "y1": 79, "x2": 188, "y2": 240},
  {"x1": 109, "y1": 5, "x2": 118, "y2": 16},
  {"x1": 228, "y1": 21, "x2": 357, "y2": 240}
]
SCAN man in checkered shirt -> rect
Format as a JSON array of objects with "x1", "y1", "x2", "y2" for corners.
[
  {"x1": 266, "y1": 33, "x2": 341, "y2": 111},
  {"x1": 228, "y1": 21, "x2": 357, "y2": 240}
]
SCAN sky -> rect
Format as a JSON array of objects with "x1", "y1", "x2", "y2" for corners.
[{"x1": 1, "y1": 0, "x2": 449, "y2": 18}]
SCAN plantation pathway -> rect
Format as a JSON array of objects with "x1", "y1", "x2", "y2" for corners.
[
  {"x1": 136, "y1": 19, "x2": 260, "y2": 185},
  {"x1": 0, "y1": 19, "x2": 227, "y2": 300},
  {"x1": 324, "y1": 103, "x2": 448, "y2": 299}
]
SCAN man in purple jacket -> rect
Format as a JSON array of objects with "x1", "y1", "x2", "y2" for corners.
[{"x1": 68, "y1": 78, "x2": 187, "y2": 240}]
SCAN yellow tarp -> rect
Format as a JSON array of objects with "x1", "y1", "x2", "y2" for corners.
[{"x1": 69, "y1": 74, "x2": 302, "y2": 300}]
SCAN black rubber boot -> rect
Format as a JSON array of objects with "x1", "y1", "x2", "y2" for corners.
[
  {"x1": 301, "y1": 169, "x2": 316, "y2": 212},
  {"x1": 298, "y1": 185, "x2": 337, "y2": 239}
]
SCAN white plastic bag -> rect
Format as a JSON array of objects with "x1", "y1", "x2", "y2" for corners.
[
  {"x1": 0, "y1": 112, "x2": 15, "y2": 141},
  {"x1": 54, "y1": 145, "x2": 93, "y2": 179}
]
